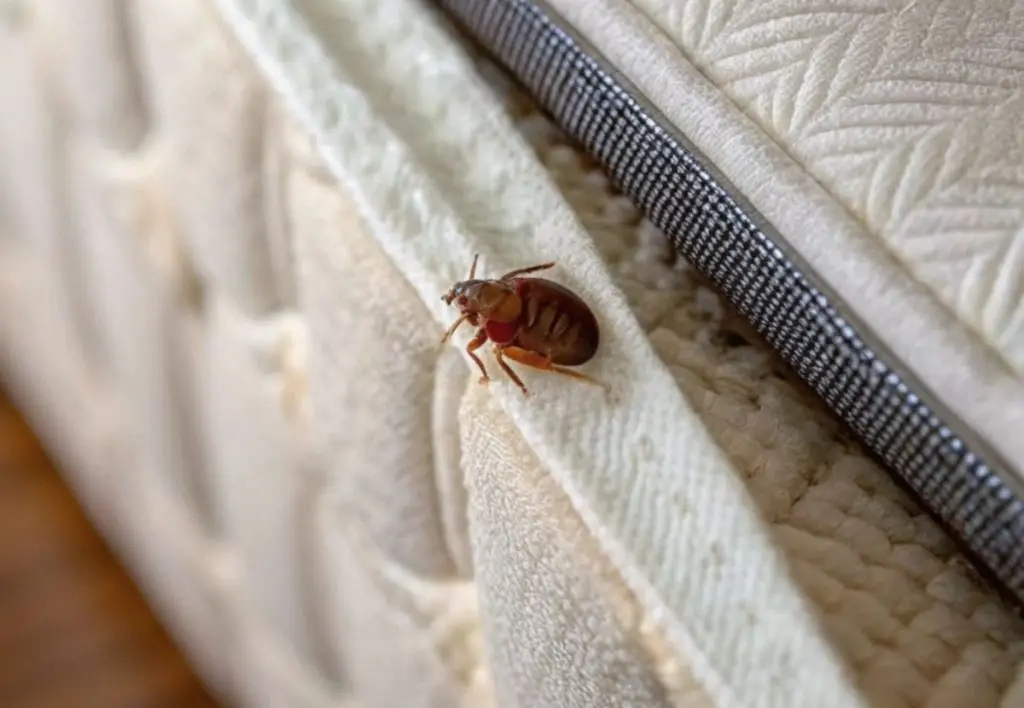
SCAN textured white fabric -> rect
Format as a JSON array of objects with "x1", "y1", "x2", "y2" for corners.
[
  {"x1": 433, "y1": 346, "x2": 476, "y2": 579},
  {"x1": 633, "y1": 0, "x2": 1024, "y2": 376},
  {"x1": 460, "y1": 384, "x2": 714, "y2": 708},
  {"x1": 0, "y1": 1, "x2": 81, "y2": 343},
  {"x1": 0, "y1": 2, "x2": 321, "y2": 705},
  {"x1": 37, "y1": 0, "x2": 146, "y2": 150},
  {"x1": 4, "y1": 0, "x2": 1024, "y2": 706},
  {"x1": 485, "y1": 54, "x2": 1024, "y2": 706},
  {"x1": 314, "y1": 498, "x2": 490, "y2": 707},
  {"x1": 288, "y1": 116, "x2": 673, "y2": 707},
  {"x1": 70, "y1": 137, "x2": 217, "y2": 524},
  {"x1": 131, "y1": 0, "x2": 287, "y2": 315},
  {"x1": 212, "y1": 0, "x2": 868, "y2": 706},
  {"x1": 200, "y1": 296, "x2": 332, "y2": 673},
  {"x1": 288, "y1": 153, "x2": 460, "y2": 579},
  {"x1": 544, "y1": 0, "x2": 1024, "y2": 481}
]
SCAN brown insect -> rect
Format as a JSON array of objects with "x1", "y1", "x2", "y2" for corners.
[{"x1": 441, "y1": 254, "x2": 602, "y2": 397}]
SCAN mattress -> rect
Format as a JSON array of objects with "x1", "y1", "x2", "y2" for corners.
[{"x1": 1, "y1": 0, "x2": 1023, "y2": 707}]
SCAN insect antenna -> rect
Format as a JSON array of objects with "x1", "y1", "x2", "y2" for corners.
[{"x1": 468, "y1": 253, "x2": 479, "y2": 280}]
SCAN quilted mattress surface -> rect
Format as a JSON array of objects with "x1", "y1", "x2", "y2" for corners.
[{"x1": 1, "y1": 0, "x2": 1023, "y2": 707}]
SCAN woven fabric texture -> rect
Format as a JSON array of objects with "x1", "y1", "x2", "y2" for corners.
[
  {"x1": 632, "y1": 0, "x2": 1024, "y2": 377},
  {"x1": 543, "y1": 0, "x2": 1024, "y2": 479},
  {"x1": 1, "y1": 0, "x2": 1022, "y2": 707}
]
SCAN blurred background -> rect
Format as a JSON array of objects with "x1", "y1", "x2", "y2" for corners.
[{"x1": 0, "y1": 390, "x2": 220, "y2": 707}]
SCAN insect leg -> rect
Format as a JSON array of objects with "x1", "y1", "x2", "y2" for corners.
[
  {"x1": 493, "y1": 345, "x2": 530, "y2": 397},
  {"x1": 500, "y1": 345, "x2": 606, "y2": 391},
  {"x1": 498, "y1": 261, "x2": 556, "y2": 281},
  {"x1": 440, "y1": 313, "x2": 470, "y2": 344},
  {"x1": 466, "y1": 328, "x2": 491, "y2": 384}
]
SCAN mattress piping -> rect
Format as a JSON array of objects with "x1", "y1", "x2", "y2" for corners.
[{"x1": 431, "y1": 0, "x2": 1024, "y2": 612}]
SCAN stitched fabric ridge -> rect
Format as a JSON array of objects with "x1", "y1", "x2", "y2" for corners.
[
  {"x1": 211, "y1": 0, "x2": 868, "y2": 706},
  {"x1": 539, "y1": 0, "x2": 1024, "y2": 521},
  {"x1": 628, "y1": 0, "x2": 1024, "y2": 378},
  {"x1": 462, "y1": 36, "x2": 1024, "y2": 708}
]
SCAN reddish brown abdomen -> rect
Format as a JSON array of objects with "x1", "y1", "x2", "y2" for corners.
[
  {"x1": 485, "y1": 318, "x2": 519, "y2": 346},
  {"x1": 514, "y1": 278, "x2": 599, "y2": 366}
]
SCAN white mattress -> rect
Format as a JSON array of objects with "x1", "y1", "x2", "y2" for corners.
[
  {"x1": 547, "y1": 0, "x2": 1024, "y2": 488},
  {"x1": 1, "y1": 0, "x2": 1023, "y2": 707}
]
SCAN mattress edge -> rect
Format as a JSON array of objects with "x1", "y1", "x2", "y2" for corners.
[{"x1": 209, "y1": 0, "x2": 873, "y2": 706}]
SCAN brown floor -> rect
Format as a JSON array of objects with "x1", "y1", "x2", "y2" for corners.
[{"x1": 0, "y1": 389, "x2": 220, "y2": 708}]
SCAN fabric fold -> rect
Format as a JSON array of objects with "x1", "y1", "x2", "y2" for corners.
[
  {"x1": 540, "y1": 0, "x2": 1024, "y2": 481},
  {"x1": 211, "y1": 0, "x2": 870, "y2": 706}
]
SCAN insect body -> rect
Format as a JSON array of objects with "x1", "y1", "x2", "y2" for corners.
[{"x1": 441, "y1": 254, "x2": 602, "y2": 397}]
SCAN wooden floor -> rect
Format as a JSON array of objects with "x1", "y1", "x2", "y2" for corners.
[{"x1": 0, "y1": 389, "x2": 220, "y2": 708}]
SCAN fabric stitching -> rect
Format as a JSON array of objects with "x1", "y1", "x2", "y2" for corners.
[
  {"x1": 630, "y1": 0, "x2": 1024, "y2": 376},
  {"x1": 211, "y1": 0, "x2": 871, "y2": 706}
]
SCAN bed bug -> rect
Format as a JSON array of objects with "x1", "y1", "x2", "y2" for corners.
[{"x1": 440, "y1": 254, "x2": 602, "y2": 397}]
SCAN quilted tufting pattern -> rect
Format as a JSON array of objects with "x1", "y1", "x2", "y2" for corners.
[
  {"x1": 2, "y1": 0, "x2": 1024, "y2": 707},
  {"x1": 2, "y1": 0, "x2": 338, "y2": 704}
]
